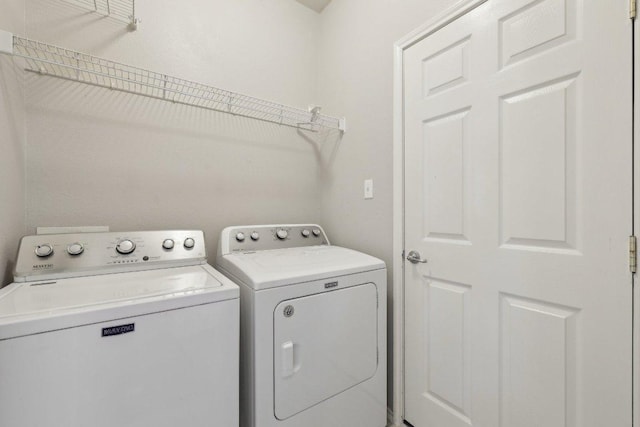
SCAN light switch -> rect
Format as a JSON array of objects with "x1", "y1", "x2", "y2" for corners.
[{"x1": 364, "y1": 179, "x2": 373, "y2": 199}]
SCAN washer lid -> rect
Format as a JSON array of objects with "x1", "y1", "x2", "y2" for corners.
[
  {"x1": 0, "y1": 265, "x2": 238, "y2": 339},
  {"x1": 217, "y1": 245, "x2": 385, "y2": 290}
]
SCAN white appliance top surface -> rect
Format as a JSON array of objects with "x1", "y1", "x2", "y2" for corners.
[
  {"x1": 217, "y1": 245, "x2": 385, "y2": 290},
  {"x1": 0, "y1": 265, "x2": 239, "y2": 339}
]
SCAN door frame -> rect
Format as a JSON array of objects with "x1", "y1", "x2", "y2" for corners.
[
  {"x1": 392, "y1": 1, "x2": 636, "y2": 426},
  {"x1": 634, "y1": 12, "x2": 639, "y2": 427},
  {"x1": 391, "y1": 1, "x2": 488, "y2": 425}
]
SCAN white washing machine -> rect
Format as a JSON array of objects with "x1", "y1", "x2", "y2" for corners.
[
  {"x1": 0, "y1": 230, "x2": 239, "y2": 427},
  {"x1": 215, "y1": 224, "x2": 386, "y2": 427}
]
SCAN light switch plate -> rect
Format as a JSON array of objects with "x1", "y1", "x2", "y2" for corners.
[{"x1": 364, "y1": 179, "x2": 373, "y2": 199}]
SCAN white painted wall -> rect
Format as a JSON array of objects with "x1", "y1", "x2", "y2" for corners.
[
  {"x1": 24, "y1": 0, "x2": 324, "y2": 258},
  {"x1": 316, "y1": 0, "x2": 459, "y2": 409},
  {"x1": 0, "y1": 1, "x2": 26, "y2": 285}
]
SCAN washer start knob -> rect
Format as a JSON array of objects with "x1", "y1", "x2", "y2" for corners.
[
  {"x1": 184, "y1": 238, "x2": 195, "y2": 249},
  {"x1": 162, "y1": 239, "x2": 175, "y2": 250},
  {"x1": 276, "y1": 229, "x2": 288, "y2": 240},
  {"x1": 301, "y1": 229, "x2": 311, "y2": 238},
  {"x1": 235, "y1": 232, "x2": 246, "y2": 242},
  {"x1": 312, "y1": 228, "x2": 322, "y2": 237},
  {"x1": 35, "y1": 244, "x2": 54, "y2": 258},
  {"x1": 250, "y1": 232, "x2": 260, "y2": 241},
  {"x1": 116, "y1": 239, "x2": 136, "y2": 255}
]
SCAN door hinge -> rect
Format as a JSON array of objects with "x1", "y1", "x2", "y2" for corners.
[
  {"x1": 630, "y1": 235, "x2": 637, "y2": 273},
  {"x1": 631, "y1": 0, "x2": 637, "y2": 19}
]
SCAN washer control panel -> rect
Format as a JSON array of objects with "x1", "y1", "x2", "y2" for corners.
[
  {"x1": 14, "y1": 230, "x2": 207, "y2": 282},
  {"x1": 221, "y1": 224, "x2": 329, "y2": 254}
]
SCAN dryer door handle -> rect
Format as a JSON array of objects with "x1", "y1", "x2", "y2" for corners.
[{"x1": 281, "y1": 341, "x2": 295, "y2": 377}]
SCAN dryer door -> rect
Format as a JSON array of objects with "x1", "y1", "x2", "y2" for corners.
[{"x1": 273, "y1": 283, "x2": 378, "y2": 420}]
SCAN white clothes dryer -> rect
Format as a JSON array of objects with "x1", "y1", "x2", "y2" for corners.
[
  {"x1": 215, "y1": 224, "x2": 386, "y2": 427},
  {"x1": 0, "y1": 230, "x2": 239, "y2": 427}
]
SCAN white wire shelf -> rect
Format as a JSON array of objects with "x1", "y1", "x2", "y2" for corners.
[
  {"x1": 63, "y1": 0, "x2": 140, "y2": 29},
  {"x1": 0, "y1": 31, "x2": 346, "y2": 133}
]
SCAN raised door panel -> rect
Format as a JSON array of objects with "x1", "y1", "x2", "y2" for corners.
[{"x1": 500, "y1": 75, "x2": 578, "y2": 252}]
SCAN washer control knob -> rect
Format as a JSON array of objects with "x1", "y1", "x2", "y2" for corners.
[
  {"x1": 312, "y1": 228, "x2": 322, "y2": 237},
  {"x1": 35, "y1": 244, "x2": 54, "y2": 258},
  {"x1": 162, "y1": 239, "x2": 175, "y2": 250},
  {"x1": 301, "y1": 229, "x2": 311, "y2": 238},
  {"x1": 184, "y1": 237, "x2": 195, "y2": 249},
  {"x1": 250, "y1": 232, "x2": 260, "y2": 241},
  {"x1": 67, "y1": 243, "x2": 84, "y2": 256},
  {"x1": 116, "y1": 239, "x2": 136, "y2": 255},
  {"x1": 276, "y1": 229, "x2": 288, "y2": 240},
  {"x1": 235, "y1": 232, "x2": 246, "y2": 242}
]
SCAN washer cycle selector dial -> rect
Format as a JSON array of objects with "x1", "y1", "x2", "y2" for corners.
[
  {"x1": 35, "y1": 244, "x2": 54, "y2": 258},
  {"x1": 235, "y1": 232, "x2": 246, "y2": 242},
  {"x1": 116, "y1": 239, "x2": 136, "y2": 255},
  {"x1": 250, "y1": 232, "x2": 260, "y2": 241},
  {"x1": 162, "y1": 239, "x2": 175, "y2": 250},
  {"x1": 301, "y1": 229, "x2": 311, "y2": 238},
  {"x1": 312, "y1": 228, "x2": 321, "y2": 237},
  {"x1": 276, "y1": 229, "x2": 288, "y2": 240},
  {"x1": 66, "y1": 243, "x2": 84, "y2": 256},
  {"x1": 184, "y1": 238, "x2": 195, "y2": 249}
]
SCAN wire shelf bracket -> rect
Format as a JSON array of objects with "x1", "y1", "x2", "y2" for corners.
[{"x1": 0, "y1": 30, "x2": 346, "y2": 133}]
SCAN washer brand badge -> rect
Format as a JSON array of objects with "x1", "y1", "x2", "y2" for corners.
[
  {"x1": 102, "y1": 323, "x2": 135, "y2": 337},
  {"x1": 324, "y1": 281, "x2": 338, "y2": 289},
  {"x1": 32, "y1": 264, "x2": 54, "y2": 270}
]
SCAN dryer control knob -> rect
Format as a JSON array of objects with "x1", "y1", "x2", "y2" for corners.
[
  {"x1": 235, "y1": 232, "x2": 246, "y2": 242},
  {"x1": 116, "y1": 239, "x2": 136, "y2": 255},
  {"x1": 276, "y1": 229, "x2": 288, "y2": 240},
  {"x1": 35, "y1": 244, "x2": 54, "y2": 258},
  {"x1": 162, "y1": 239, "x2": 175, "y2": 250},
  {"x1": 183, "y1": 237, "x2": 195, "y2": 249},
  {"x1": 67, "y1": 243, "x2": 84, "y2": 256},
  {"x1": 301, "y1": 229, "x2": 311, "y2": 238},
  {"x1": 312, "y1": 228, "x2": 322, "y2": 237},
  {"x1": 250, "y1": 232, "x2": 260, "y2": 241}
]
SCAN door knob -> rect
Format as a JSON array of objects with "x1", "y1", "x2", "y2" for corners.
[{"x1": 406, "y1": 250, "x2": 427, "y2": 264}]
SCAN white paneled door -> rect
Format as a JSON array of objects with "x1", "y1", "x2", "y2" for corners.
[{"x1": 403, "y1": 0, "x2": 633, "y2": 426}]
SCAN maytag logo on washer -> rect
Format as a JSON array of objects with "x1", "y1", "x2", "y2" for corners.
[
  {"x1": 102, "y1": 323, "x2": 135, "y2": 337},
  {"x1": 324, "y1": 281, "x2": 338, "y2": 289},
  {"x1": 32, "y1": 264, "x2": 54, "y2": 270}
]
